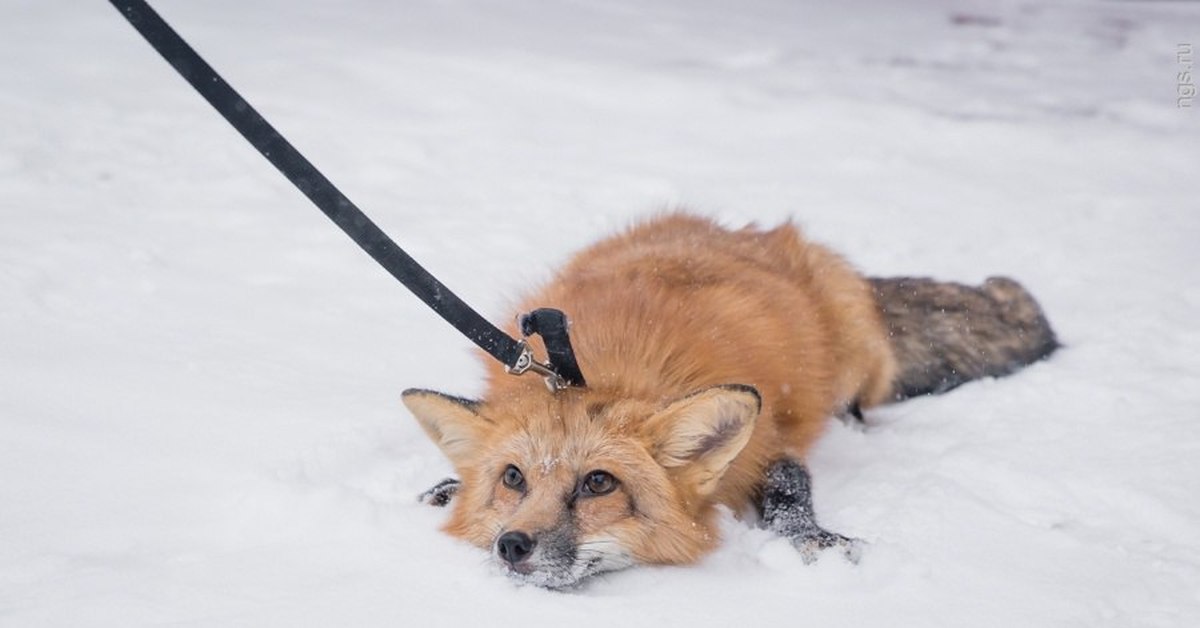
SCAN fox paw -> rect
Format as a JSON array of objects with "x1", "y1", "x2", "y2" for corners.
[
  {"x1": 417, "y1": 477, "x2": 460, "y2": 507},
  {"x1": 791, "y1": 530, "x2": 864, "y2": 565}
]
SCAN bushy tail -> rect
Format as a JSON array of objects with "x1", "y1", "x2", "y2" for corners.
[{"x1": 869, "y1": 276, "x2": 1058, "y2": 401}]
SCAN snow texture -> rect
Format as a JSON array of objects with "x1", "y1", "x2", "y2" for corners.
[{"x1": 2, "y1": 0, "x2": 1199, "y2": 625}]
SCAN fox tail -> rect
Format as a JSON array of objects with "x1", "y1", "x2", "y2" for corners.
[{"x1": 869, "y1": 276, "x2": 1058, "y2": 401}]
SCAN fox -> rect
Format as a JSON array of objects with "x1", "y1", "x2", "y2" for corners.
[{"x1": 402, "y1": 212, "x2": 1057, "y2": 588}]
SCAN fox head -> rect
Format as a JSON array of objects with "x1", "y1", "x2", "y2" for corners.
[{"x1": 402, "y1": 384, "x2": 761, "y2": 588}]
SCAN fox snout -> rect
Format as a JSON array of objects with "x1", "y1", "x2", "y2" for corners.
[
  {"x1": 496, "y1": 531, "x2": 535, "y2": 566},
  {"x1": 490, "y1": 525, "x2": 599, "y2": 588}
]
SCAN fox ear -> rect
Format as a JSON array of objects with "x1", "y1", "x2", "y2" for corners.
[
  {"x1": 402, "y1": 389, "x2": 490, "y2": 468},
  {"x1": 642, "y1": 385, "x2": 761, "y2": 497}
]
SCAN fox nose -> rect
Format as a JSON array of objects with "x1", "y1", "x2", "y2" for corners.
[{"x1": 496, "y1": 531, "x2": 535, "y2": 565}]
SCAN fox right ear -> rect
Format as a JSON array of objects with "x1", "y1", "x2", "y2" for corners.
[
  {"x1": 642, "y1": 384, "x2": 761, "y2": 498},
  {"x1": 402, "y1": 389, "x2": 490, "y2": 468}
]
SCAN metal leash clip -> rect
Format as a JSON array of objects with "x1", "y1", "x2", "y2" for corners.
[{"x1": 506, "y1": 340, "x2": 568, "y2": 392}]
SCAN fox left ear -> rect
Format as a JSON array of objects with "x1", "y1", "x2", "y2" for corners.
[
  {"x1": 642, "y1": 384, "x2": 761, "y2": 497},
  {"x1": 402, "y1": 389, "x2": 491, "y2": 469}
]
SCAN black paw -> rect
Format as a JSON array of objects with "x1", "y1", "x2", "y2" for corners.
[
  {"x1": 418, "y1": 477, "x2": 460, "y2": 507},
  {"x1": 788, "y1": 528, "x2": 864, "y2": 565},
  {"x1": 758, "y1": 458, "x2": 864, "y2": 564}
]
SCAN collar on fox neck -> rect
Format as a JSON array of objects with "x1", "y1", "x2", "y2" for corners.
[{"x1": 507, "y1": 308, "x2": 587, "y2": 392}]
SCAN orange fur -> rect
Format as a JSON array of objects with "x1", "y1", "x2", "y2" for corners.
[{"x1": 404, "y1": 212, "x2": 897, "y2": 584}]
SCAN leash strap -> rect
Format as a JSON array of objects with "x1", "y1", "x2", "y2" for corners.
[{"x1": 109, "y1": 0, "x2": 586, "y2": 388}]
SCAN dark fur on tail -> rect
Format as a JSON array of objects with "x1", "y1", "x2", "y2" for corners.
[{"x1": 870, "y1": 276, "x2": 1058, "y2": 401}]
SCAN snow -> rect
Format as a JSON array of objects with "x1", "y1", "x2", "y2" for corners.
[{"x1": 2, "y1": 0, "x2": 1199, "y2": 625}]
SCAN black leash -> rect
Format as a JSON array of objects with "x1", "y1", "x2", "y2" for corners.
[{"x1": 109, "y1": 0, "x2": 585, "y2": 389}]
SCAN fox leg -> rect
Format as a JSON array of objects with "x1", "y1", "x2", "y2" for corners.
[
  {"x1": 759, "y1": 459, "x2": 861, "y2": 563},
  {"x1": 870, "y1": 276, "x2": 1058, "y2": 401},
  {"x1": 418, "y1": 477, "x2": 460, "y2": 507}
]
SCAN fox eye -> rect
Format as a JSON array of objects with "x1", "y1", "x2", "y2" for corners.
[
  {"x1": 501, "y1": 465, "x2": 525, "y2": 491},
  {"x1": 581, "y1": 470, "x2": 617, "y2": 496}
]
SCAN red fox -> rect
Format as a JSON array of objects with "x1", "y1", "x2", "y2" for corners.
[{"x1": 403, "y1": 212, "x2": 1057, "y2": 588}]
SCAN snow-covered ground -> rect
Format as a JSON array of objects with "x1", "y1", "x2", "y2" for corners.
[{"x1": 3, "y1": 0, "x2": 1199, "y2": 625}]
